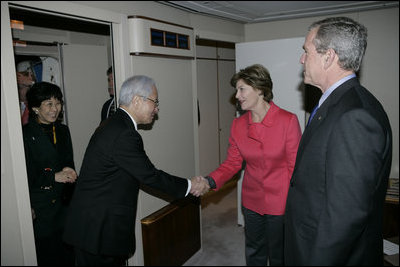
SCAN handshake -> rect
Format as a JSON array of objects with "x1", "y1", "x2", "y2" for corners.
[{"x1": 189, "y1": 176, "x2": 214, "y2": 197}]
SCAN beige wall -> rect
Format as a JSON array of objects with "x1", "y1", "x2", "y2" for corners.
[
  {"x1": 73, "y1": 1, "x2": 245, "y2": 43},
  {"x1": 359, "y1": 8, "x2": 399, "y2": 179},
  {"x1": 73, "y1": 1, "x2": 192, "y2": 25},
  {"x1": 190, "y1": 13, "x2": 244, "y2": 43},
  {"x1": 244, "y1": 7, "x2": 399, "y2": 178}
]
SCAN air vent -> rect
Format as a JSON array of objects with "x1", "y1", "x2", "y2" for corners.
[{"x1": 128, "y1": 16, "x2": 195, "y2": 59}]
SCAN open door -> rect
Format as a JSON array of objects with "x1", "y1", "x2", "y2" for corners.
[
  {"x1": 10, "y1": 6, "x2": 113, "y2": 174},
  {"x1": 61, "y1": 44, "x2": 108, "y2": 172}
]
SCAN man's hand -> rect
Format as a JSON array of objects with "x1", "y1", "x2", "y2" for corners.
[{"x1": 190, "y1": 176, "x2": 210, "y2": 197}]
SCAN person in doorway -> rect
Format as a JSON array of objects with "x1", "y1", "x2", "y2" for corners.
[
  {"x1": 17, "y1": 60, "x2": 36, "y2": 125},
  {"x1": 101, "y1": 66, "x2": 116, "y2": 122},
  {"x1": 23, "y1": 81, "x2": 77, "y2": 265},
  {"x1": 202, "y1": 64, "x2": 302, "y2": 266},
  {"x1": 63, "y1": 75, "x2": 209, "y2": 266},
  {"x1": 284, "y1": 17, "x2": 393, "y2": 265}
]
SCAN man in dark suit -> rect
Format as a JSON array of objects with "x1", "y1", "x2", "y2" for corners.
[
  {"x1": 63, "y1": 75, "x2": 209, "y2": 265},
  {"x1": 285, "y1": 17, "x2": 392, "y2": 265}
]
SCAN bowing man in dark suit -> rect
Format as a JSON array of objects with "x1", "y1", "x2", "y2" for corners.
[
  {"x1": 285, "y1": 17, "x2": 392, "y2": 266},
  {"x1": 63, "y1": 75, "x2": 209, "y2": 265}
]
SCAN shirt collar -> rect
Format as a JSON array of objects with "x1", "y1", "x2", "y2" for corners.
[
  {"x1": 119, "y1": 107, "x2": 138, "y2": 131},
  {"x1": 247, "y1": 101, "x2": 277, "y2": 127},
  {"x1": 318, "y1": 73, "x2": 356, "y2": 107}
]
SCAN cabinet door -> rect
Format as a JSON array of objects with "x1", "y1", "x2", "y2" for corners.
[
  {"x1": 62, "y1": 44, "x2": 108, "y2": 172},
  {"x1": 197, "y1": 59, "x2": 220, "y2": 175},
  {"x1": 217, "y1": 60, "x2": 236, "y2": 163}
]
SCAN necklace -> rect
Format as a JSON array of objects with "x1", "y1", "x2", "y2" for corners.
[
  {"x1": 38, "y1": 122, "x2": 57, "y2": 145},
  {"x1": 52, "y1": 124, "x2": 57, "y2": 144}
]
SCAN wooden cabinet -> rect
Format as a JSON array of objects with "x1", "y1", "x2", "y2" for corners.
[
  {"x1": 383, "y1": 200, "x2": 399, "y2": 238},
  {"x1": 141, "y1": 197, "x2": 201, "y2": 266},
  {"x1": 384, "y1": 178, "x2": 399, "y2": 238}
]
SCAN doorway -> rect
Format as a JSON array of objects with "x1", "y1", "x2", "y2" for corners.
[{"x1": 9, "y1": 5, "x2": 115, "y2": 172}]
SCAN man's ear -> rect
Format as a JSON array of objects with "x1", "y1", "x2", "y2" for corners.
[
  {"x1": 132, "y1": 95, "x2": 141, "y2": 106},
  {"x1": 323, "y1": 48, "x2": 336, "y2": 69}
]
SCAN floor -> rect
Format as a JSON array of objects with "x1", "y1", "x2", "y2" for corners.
[{"x1": 183, "y1": 180, "x2": 246, "y2": 266}]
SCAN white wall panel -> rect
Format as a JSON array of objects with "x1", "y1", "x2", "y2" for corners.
[{"x1": 236, "y1": 37, "x2": 306, "y2": 130}]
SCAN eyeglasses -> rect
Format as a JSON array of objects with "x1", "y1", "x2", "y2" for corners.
[{"x1": 139, "y1": 95, "x2": 159, "y2": 107}]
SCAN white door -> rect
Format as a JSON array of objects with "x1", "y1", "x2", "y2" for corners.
[
  {"x1": 197, "y1": 59, "x2": 220, "y2": 175},
  {"x1": 235, "y1": 37, "x2": 305, "y2": 225},
  {"x1": 62, "y1": 44, "x2": 109, "y2": 173},
  {"x1": 217, "y1": 59, "x2": 236, "y2": 163}
]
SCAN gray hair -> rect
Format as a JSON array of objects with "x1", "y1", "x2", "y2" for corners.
[
  {"x1": 118, "y1": 75, "x2": 156, "y2": 106},
  {"x1": 309, "y1": 17, "x2": 367, "y2": 72}
]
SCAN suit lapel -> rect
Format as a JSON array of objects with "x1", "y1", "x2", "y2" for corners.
[
  {"x1": 296, "y1": 78, "x2": 360, "y2": 161},
  {"x1": 115, "y1": 108, "x2": 138, "y2": 132}
]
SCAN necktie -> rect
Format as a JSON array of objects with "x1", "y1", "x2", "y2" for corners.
[
  {"x1": 21, "y1": 103, "x2": 29, "y2": 125},
  {"x1": 307, "y1": 105, "x2": 319, "y2": 126}
]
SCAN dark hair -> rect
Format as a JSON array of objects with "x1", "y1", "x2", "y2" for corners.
[
  {"x1": 107, "y1": 66, "x2": 112, "y2": 76},
  {"x1": 230, "y1": 64, "x2": 273, "y2": 102},
  {"x1": 26, "y1": 82, "x2": 64, "y2": 119}
]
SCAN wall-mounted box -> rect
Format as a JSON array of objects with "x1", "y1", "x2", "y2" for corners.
[{"x1": 128, "y1": 16, "x2": 195, "y2": 59}]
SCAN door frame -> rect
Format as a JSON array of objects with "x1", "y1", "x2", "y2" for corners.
[{"x1": 1, "y1": 1, "x2": 129, "y2": 265}]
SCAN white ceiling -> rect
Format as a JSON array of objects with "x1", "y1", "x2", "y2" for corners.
[{"x1": 159, "y1": 1, "x2": 399, "y2": 23}]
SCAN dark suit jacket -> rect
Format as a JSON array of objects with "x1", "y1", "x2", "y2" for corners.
[
  {"x1": 285, "y1": 78, "x2": 392, "y2": 266},
  {"x1": 63, "y1": 109, "x2": 188, "y2": 256},
  {"x1": 23, "y1": 119, "x2": 75, "y2": 238}
]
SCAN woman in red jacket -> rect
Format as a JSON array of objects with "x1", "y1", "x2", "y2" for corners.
[{"x1": 205, "y1": 64, "x2": 301, "y2": 266}]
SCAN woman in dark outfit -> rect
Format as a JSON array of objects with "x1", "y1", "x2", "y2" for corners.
[{"x1": 23, "y1": 82, "x2": 77, "y2": 265}]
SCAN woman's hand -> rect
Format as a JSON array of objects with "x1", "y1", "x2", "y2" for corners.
[{"x1": 55, "y1": 167, "x2": 77, "y2": 183}]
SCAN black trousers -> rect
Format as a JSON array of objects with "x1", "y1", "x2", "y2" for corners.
[
  {"x1": 242, "y1": 206, "x2": 284, "y2": 266},
  {"x1": 74, "y1": 247, "x2": 127, "y2": 266},
  {"x1": 34, "y1": 230, "x2": 75, "y2": 266}
]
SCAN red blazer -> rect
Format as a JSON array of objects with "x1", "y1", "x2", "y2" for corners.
[{"x1": 209, "y1": 101, "x2": 301, "y2": 215}]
